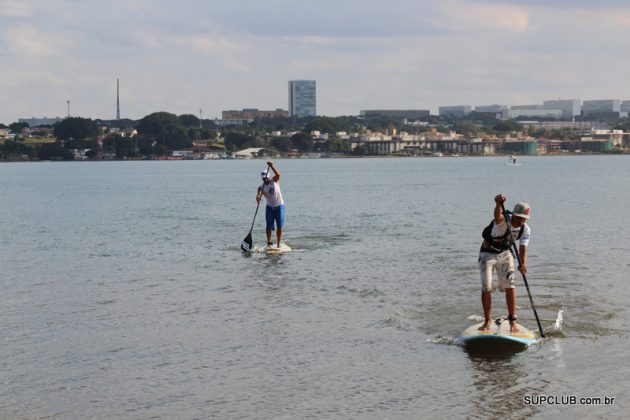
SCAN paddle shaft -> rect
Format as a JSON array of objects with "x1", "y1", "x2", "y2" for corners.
[
  {"x1": 501, "y1": 202, "x2": 545, "y2": 338},
  {"x1": 247, "y1": 201, "x2": 261, "y2": 234}
]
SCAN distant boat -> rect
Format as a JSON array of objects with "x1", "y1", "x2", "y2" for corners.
[{"x1": 431, "y1": 152, "x2": 444, "y2": 157}]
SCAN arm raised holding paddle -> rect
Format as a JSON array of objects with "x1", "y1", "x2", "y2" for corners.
[
  {"x1": 267, "y1": 161, "x2": 281, "y2": 182},
  {"x1": 492, "y1": 194, "x2": 528, "y2": 274}
]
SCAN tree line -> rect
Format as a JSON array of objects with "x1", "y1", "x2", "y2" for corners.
[{"x1": 3, "y1": 111, "x2": 629, "y2": 160}]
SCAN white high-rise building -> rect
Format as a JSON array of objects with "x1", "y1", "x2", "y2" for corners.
[{"x1": 288, "y1": 80, "x2": 316, "y2": 118}]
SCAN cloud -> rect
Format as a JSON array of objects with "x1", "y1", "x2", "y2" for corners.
[
  {"x1": 165, "y1": 34, "x2": 247, "y2": 54},
  {"x1": 2, "y1": 0, "x2": 630, "y2": 123},
  {"x1": 0, "y1": 0, "x2": 31, "y2": 17},
  {"x1": 434, "y1": 1, "x2": 530, "y2": 32},
  {"x1": 3, "y1": 23, "x2": 58, "y2": 55}
]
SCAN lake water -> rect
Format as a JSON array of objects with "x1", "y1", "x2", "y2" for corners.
[{"x1": 1, "y1": 156, "x2": 628, "y2": 419}]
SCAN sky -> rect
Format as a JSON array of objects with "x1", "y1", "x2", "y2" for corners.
[{"x1": 1, "y1": 0, "x2": 629, "y2": 124}]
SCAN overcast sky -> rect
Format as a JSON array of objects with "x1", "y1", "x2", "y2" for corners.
[{"x1": 1, "y1": 0, "x2": 629, "y2": 123}]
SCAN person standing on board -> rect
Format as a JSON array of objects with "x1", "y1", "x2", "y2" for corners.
[
  {"x1": 257, "y1": 161, "x2": 285, "y2": 248},
  {"x1": 478, "y1": 194, "x2": 531, "y2": 333}
]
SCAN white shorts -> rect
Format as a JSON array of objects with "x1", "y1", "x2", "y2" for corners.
[{"x1": 479, "y1": 250, "x2": 515, "y2": 292}]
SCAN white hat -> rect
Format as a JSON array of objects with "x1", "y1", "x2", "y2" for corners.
[{"x1": 512, "y1": 202, "x2": 531, "y2": 219}]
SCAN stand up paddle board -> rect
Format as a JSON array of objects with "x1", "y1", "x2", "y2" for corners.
[
  {"x1": 459, "y1": 320, "x2": 537, "y2": 350},
  {"x1": 263, "y1": 243, "x2": 292, "y2": 254}
]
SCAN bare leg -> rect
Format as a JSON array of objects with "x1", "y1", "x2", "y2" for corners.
[
  {"x1": 479, "y1": 291, "x2": 492, "y2": 330},
  {"x1": 266, "y1": 229, "x2": 272, "y2": 246},
  {"x1": 506, "y1": 288, "x2": 519, "y2": 333},
  {"x1": 276, "y1": 227, "x2": 282, "y2": 247}
]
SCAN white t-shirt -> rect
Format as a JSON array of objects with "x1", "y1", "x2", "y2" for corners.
[
  {"x1": 491, "y1": 220, "x2": 531, "y2": 247},
  {"x1": 261, "y1": 181, "x2": 284, "y2": 207}
]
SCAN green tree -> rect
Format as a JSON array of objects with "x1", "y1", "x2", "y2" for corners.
[
  {"x1": 1, "y1": 140, "x2": 31, "y2": 159},
  {"x1": 104, "y1": 134, "x2": 137, "y2": 159},
  {"x1": 290, "y1": 132, "x2": 314, "y2": 152},
  {"x1": 137, "y1": 112, "x2": 192, "y2": 154},
  {"x1": 54, "y1": 118, "x2": 98, "y2": 141},
  {"x1": 179, "y1": 114, "x2": 201, "y2": 127},
  {"x1": 453, "y1": 121, "x2": 481, "y2": 137},
  {"x1": 492, "y1": 120, "x2": 522, "y2": 134},
  {"x1": 9, "y1": 122, "x2": 29, "y2": 133},
  {"x1": 304, "y1": 117, "x2": 343, "y2": 134},
  {"x1": 200, "y1": 128, "x2": 217, "y2": 140},
  {"x1": 37, "y1": 142, "x2": 73, "y2": 160},
  {"x1": 323, "y1": 139, "x2": 350, "y2": 153},
  {"x1": 223, "y1": 132, "x2": 260, "y2": 151},
  {"x1": 270, "y1": 137, "x2": 292, "y2": 152},
  {"x1": 352, "y1": 145, "x2": 368, "y2": 155},
  {"x1": 136, "y1": 134, "x2": 157, "y2": 156}
]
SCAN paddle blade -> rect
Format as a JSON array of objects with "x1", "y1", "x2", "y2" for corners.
[{"x1": 241, "y1": 232, "x2": 253, "y2": 252}]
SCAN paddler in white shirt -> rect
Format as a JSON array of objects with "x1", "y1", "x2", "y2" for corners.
[
  {"x1": 256, "y1": 161, "x2": 285, "y2": 248},
  {"x1": 478, "y1": 194, "x2": 532, "y2": 333}
]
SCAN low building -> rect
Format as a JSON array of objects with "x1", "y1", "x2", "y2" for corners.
[
  {"x1": 18, "y1": 117, "x2": 63, "y2": 127},
  {"x1": 542, "y1": 99, "x2": 581, "y2": 118},
  {"x1": 582, "y1": 99, "x2": 621, "y2": 115},
  {"x1": 222, "y1": 108, "x2": 288, "y2": 120},
  {"x1": 507, "y1": 108, "x2": 563, "y2": 119},
  {"x1": 502, "y1": 140, "x2": 538, "y2": 155},
  {"x1": 475, "y1": 105, "x2": 508, "y2": 114},
  {"x1": 350, "y1": 136, "x2": 495, "y2": 155},
  {"x1": 360, "y1": 109, "x2": 430, "y2": 119},
  {"x1": 213, "y1": 118, "x2": 251, "y2": 127},
  {"x1": 519, "y1": 121, "x2": 608, "y2": 130},
  {"x1": 439, "y1": 105, "x2": 472, "y2": 118},
  {"x1": 234, "y1": 147, "x2": 274, "y2": 158},
  {"x1": 588, "y1": 129, "x2": 628, "y2": 147}
]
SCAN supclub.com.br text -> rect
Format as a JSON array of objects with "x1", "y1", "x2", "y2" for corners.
[{"x1": 523, "y1": 395, "x2": 615, "y2": 406}]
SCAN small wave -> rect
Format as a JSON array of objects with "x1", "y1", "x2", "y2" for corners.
[
  {"x1": 97, "y1": 299, "x2": 117, "y2": 305},
  {"x1": 466, "y1": 314, "x2": 484, "y2": 322},
  {"x1": 427, "y1": 335, "x2": 458, "y2": 345},
  {"x1": 336, "y1": 285, "x2": 384, "y2": 298}
]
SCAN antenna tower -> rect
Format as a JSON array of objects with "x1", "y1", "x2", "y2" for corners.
[{"x1": 116, "y1": 78, "x2": 120, "y2": 120}]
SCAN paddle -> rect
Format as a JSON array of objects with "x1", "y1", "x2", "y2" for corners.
[
  {"x1": 501, "y1": 202, "x2": 545, "y2": 338},
  {"x1": 241, "y1": 165, "x2": 270, "y2": 252}
]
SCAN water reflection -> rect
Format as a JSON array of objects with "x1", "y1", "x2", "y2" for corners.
[{"x1": 464, "y1": 347, "x2": 547, "y2": 419}]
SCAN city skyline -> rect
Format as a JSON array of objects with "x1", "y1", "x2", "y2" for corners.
[{"x1": 2, "y1": 1, "x2": 630, "y2": 124}]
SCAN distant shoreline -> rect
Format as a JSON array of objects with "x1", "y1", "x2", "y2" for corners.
[{"x1": 2, "y1": 152, "x2": 628, "y2": 163}]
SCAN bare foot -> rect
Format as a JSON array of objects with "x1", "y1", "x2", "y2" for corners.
[
  {"x1": 478, "y1": 321, "x2": 492, "y2": 331},
  {"x1": 509, "y1": 322, "x2": 519, "y2": 333}
]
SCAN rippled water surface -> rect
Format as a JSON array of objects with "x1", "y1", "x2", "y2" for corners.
[{"x1": 1, "y1": 156, "x2": 629, "y2": 418}]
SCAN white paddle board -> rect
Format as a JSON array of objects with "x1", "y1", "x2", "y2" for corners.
[
  {"x1": 263, "y1": 243, "x2": 292, "y2": 254},
  {"x1": 459, "y1": 321, "x2": 537, "y2": 349}
]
